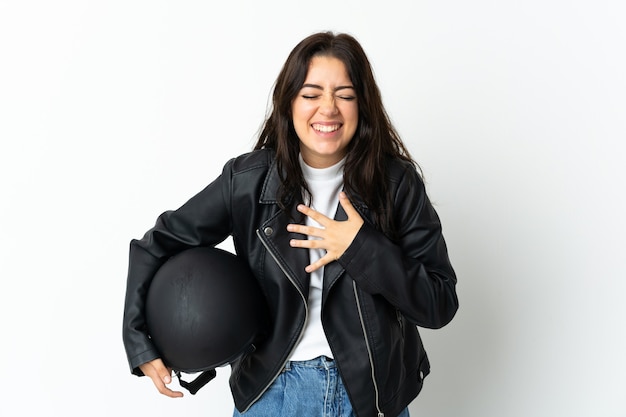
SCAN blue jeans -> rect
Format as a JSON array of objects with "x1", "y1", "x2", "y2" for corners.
[{"x1": 233, "y1": 356, "x2": 410, "y2": 417}]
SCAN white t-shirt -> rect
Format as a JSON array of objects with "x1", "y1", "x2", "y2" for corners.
[{"x1": 289, "y1": 154, "x2": 345, "y2": 361}]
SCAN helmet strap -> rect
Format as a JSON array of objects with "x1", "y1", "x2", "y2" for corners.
[{"x1": 175, "y1": 369, "x2": 217, "y2": 395}]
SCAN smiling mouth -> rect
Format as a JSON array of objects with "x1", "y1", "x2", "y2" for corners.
[{"x1": 312, "y1": 123, "x2": 341, "y2": 133}]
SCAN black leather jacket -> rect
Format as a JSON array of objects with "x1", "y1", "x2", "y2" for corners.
[{"x1": 123, "y1": 149, "x2": 458, "y2": 417}]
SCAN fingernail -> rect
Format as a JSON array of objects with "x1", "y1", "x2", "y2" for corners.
[{"x1": 164, "y1": 375, "x2": 171, "y2": 384}]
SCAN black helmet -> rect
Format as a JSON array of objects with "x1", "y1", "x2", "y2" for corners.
[{"x1": 145, "y1": 246, "x2": 269, "y2": 392}]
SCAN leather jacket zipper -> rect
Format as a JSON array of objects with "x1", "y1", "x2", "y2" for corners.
[
  {"x1": 397, "y1": 309, "x2": 404, "y2": 331},
  {"x1": 352, "y1": 281, "x2": 384, "y2": 417},
  {"x1": 244, "y1": 229, "x2": 309, "y2": 412}
]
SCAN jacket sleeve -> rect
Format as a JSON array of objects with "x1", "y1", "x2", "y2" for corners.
[
  {"x1": 338, "y1": 164, "x2": 458, "y2": 329},
  {"x1": 122, "y1": 160, "x2": 234, "y2": 375}
]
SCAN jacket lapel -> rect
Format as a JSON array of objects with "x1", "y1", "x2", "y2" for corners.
[
  {"x1": 323, "y1": 194, "x2": 369, "y2": 296},
  {"x1": 323, "y1": 200, "x2": 348, "y2": 295},
  {"x1": 258, "y1": 159, "x2": 310, "y2": 296}
]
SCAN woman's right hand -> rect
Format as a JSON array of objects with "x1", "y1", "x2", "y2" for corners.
[{"x1": 139, "y1": 358, "x2": 184, "y2": 398}]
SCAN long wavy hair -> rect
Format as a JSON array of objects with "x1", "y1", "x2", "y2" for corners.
[{"x1": 254, "y1": 31, "x2": 416, "y2": 238}]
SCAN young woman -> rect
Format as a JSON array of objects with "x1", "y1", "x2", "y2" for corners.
[{"x1": 123, "y1": 31, "x2": 459, "y2": 417}]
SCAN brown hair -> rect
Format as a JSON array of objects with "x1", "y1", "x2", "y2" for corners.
[{"x1": 254, "y1": 31, "x2": 416, "y2": 238}]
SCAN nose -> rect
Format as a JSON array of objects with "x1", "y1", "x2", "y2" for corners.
[{"x1": 319, "y1": 93, "x2": 338, "y2": 116}]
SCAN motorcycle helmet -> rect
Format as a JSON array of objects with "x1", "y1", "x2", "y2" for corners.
[{"x1": 145, "y1": 246, "x2": 269, "y2": 392}]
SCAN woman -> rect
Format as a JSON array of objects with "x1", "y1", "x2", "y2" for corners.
[{"x1": 123, "y1": 31, "x2": 458, "y2": 417}]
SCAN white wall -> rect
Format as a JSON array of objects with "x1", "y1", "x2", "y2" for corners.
[{"x1": 1, "y1": 1, "x2": 624, "y2": 416}]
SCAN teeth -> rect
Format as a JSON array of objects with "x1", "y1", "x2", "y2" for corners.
[{"x1": 313, "y1": 124, "x2": 340, "y2": 133}]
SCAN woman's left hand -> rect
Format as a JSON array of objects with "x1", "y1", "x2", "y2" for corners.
[{"x1": 287, "y1": 192, "x2": 364, "y2": 273}]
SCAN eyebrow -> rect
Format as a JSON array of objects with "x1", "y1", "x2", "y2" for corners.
[{"x1": 301, "y1": 83, "x2": 355, "y2": 91}]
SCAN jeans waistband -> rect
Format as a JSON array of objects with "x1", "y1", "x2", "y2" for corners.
[{"x1": 284, "y1": 355, "x2": 335, "y2": 371}]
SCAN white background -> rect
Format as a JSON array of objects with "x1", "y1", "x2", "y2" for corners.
[{"x1": 1, "y1": 1, "x2": 625, "y2": 416}]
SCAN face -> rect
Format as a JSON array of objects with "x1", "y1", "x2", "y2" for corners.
[{"x1": 291, "y1": 55, "x2": 358, "y2": 168}]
